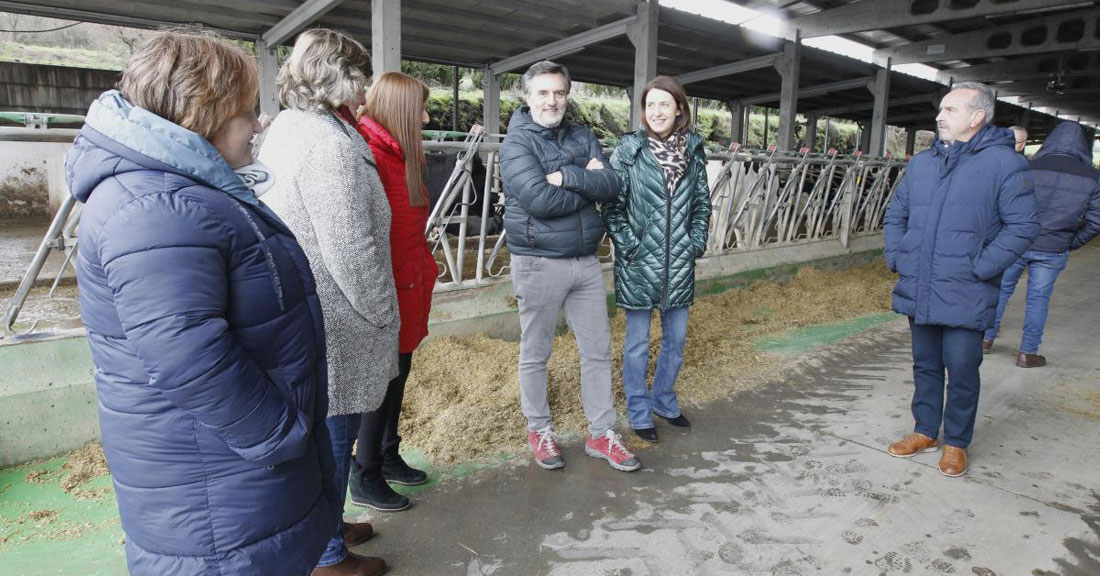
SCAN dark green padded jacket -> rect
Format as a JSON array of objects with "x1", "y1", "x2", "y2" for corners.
[{"x1": 604, "y1": 129, "x2": 712, "y2": 310}]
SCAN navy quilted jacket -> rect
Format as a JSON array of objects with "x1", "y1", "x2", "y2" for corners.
[
  {"x1": 67, "y1": 91, "x2": 340, "y2": 576},
  {"x1": 604, "y1": 130, "x2": 711, "y2": 310},
  {"x1": 500, "y1": 106, "x2": 619, "y2": 258},
  {"x1": 1026, "y1": 121, "x2": 1100, "y2": 253},
  {"x1": 884, "y1": 124, "x2": 1040, "y2": 330}
]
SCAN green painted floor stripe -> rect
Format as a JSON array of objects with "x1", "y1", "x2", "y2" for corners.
[{"x1": 756, "y1": 312, "x2": 901, "y2": 357}]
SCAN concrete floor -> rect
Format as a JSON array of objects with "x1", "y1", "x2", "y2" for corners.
[
  {"x1": 354, "y1": 242, "x2": 1100, "y2": 576},
  {"x1": 0, "y1": 220, "x2": 72, "y2": 289}
]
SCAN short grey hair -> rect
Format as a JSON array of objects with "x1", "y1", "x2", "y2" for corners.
[
  {"x1": 521, "y1": 60, "x2": 572, "y2": 96},
  {"x1": 952, "y1": 81, "x2": 995, "y2": 126},
  {"x1": 277, "y1": 28, "x2": 371, "y2": 112}
]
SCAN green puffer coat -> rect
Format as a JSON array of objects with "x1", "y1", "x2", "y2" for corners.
[{"x1": 604, "y1": 129, "x2": 712, "y2": 311}]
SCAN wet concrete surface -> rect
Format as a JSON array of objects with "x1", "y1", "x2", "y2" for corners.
[
  {"x1": 354, "y1": 243, "x2": 1100, "y2": 575},
  {"x1": 0, "y1": 220, "x2": 71, "y2": 288}
]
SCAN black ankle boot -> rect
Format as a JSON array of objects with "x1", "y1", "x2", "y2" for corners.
[
  {"x1": 382, "y1": 457, "x2": 428, "y2": 486},
  {"x1": 349, "y1": 474, "x2": 410, "y2": 512}
]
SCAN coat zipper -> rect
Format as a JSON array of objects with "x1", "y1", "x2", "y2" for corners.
[{"x1": 233, "y1": 203, "x2": 286, "y2": 312}]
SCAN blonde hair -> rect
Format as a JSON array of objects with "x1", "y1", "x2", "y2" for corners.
[
  {"x1": 278, "y1": 28, "x2": 371, "y2": 112},
  {"x1": 361, "y1": 72, "x2": 430, "y2": 207},
  {"x1": 118, "y1": 29, "x2": 258, "y2": 140}
]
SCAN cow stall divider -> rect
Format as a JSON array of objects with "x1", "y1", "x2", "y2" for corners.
[{"x1": 2, "y1": 125, "x2": 907, "y2": 337}]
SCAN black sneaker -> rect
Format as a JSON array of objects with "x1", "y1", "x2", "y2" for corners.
[
  {"x1": 657, "y1": 413, "x2": 691, "y2": 428},
  {"x1": 349, "y1": 476, "x2": 411, "y2": 512},
  {"x1": 382, "y1": 458, "x2": 428, "y2": 486},
  {"x1": 633, "y1": 427, "x2": 658, "y2": 442}
]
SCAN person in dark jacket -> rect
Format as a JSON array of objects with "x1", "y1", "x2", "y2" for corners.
[
  {"x1": 983, "y1": 121, "x2": 1100, "y2": 367},
  {"x1": 348, "y1": 72, "x2": 437, "y2": 510},
  {"x1": 500, "y1": 60, "x2": 641, "y2": 473},
  {"x1": 883, "y1": 82, "x2": 1040, "y2": 478},
  {"x1": 603, "y1": 76, "x2": 711, "y2": 443},
  {"x1": 65, "y1": 31, "x2": 341, "y2": 576}
]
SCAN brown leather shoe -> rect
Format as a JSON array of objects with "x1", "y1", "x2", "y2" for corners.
[
  {"x1": 1016, "y1": 352, "x2": 1046, "y2": 368},
  {"x1": 887, "y1": 432, "x2": 938, "y2": 458},
  {"x1": 312, "y1": 552, "x2": 388, "y2": 576},
  {"x1": 981, "y1": 339, "x2": 994, "y2": 354},
  {"x1": 343, "y1": 521, "x2": 375, "y2": 547},
  {"x1": 939, "y1": 445, "x2": 968, "y2": 477}
]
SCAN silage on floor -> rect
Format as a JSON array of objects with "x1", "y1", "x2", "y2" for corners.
[{"x1": 400, "y1": 261, "x2": 896, "y2": 466}]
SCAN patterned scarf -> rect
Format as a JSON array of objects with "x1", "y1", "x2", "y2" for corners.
[{"x1": 648, "y1": 132, "x2": 687, "y2": 196}]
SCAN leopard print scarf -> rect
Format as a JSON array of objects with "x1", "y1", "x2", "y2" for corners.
[{"x1": 648, "y1": 133, "x2": 687, "y2": 196}]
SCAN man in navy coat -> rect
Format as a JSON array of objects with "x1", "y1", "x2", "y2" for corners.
[{"x1": 883, "y1": 82, "x2": 1040, "y2": 477}]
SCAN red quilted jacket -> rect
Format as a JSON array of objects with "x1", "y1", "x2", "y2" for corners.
[{"x1": 355, "y1": 115, "x2": 437, "y2": 353}]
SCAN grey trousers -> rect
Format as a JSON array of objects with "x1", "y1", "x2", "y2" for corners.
[{"x1": 511, "y1": 253, "x2": 616, "y2": 437}]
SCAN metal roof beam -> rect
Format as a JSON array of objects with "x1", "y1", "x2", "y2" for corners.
[
  {"x1": 936, "y1": 52, "x2": 1100, "y2": 84},
  {"x1": 262, "y1": 0, "x2": 345, "y2": 46},
  {"x1": 741, "y1": 76, "x2": 875, "y2": 106},
  {"x1": 813, "y1": 92, "x2": 941, "y2": 117},
  {"x1": 874, "y1": 6, "x2": 1100, "y2": 65},
  {"x1": 675, "y1": 52, "x2": 782, "y2": 86},
  {"x1": 0, "y1": 0, "x2": 260, "y2": 38},
  {"x1": 791, "y1": 0, "x2": 1085, "y2": 39},
  {"x1": 489, "y1": 15, "x2": 638, "y2": 75}
]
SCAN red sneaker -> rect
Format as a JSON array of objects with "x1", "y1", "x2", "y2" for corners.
[
  {"x1": 528, "y1": 427, "x2": 564, "y2": 469},
  {"x1": 585, "y1": 430, "x2": 641, "y2": 472}
]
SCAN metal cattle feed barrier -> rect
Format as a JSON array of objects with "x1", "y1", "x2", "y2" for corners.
[{"x1": 2, "y1": 125, "x2": 906, "y2": 336}]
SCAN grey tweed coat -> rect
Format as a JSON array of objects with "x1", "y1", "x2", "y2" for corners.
[{"x1": 259, "y1": 109, "x2": 399, "y2": 416}]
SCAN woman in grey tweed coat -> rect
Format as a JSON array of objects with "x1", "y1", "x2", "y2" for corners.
[{"x1": 257, "y1": 29, "x2": 394, "y2": 576}]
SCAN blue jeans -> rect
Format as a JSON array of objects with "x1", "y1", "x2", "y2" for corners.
[
  {"x1": 622, "y1": 307, "x2": 689, "y2": 430},
  {"x1": 984, "y1": 250, "x2": 1068, "y2": 354},
  {"x1": 317, "y1": 413, "x2": 361, "y2": 567},
  {"x1": 909, "y1": 319, "x2": 983, "y2": 448}
]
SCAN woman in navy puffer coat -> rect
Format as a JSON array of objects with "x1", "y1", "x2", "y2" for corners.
[{"x1": 66, "y1": 32, "x2": 338, "y2": 576}]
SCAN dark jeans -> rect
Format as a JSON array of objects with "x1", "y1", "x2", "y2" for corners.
[
  {"x1": 909, "y1": 318, "x2": 983, "y2": 448},
  {"x1": 355, "y1": 352, "x2": 414, "y2": 479},
  {"x1": 984, "y1": 250, "x2": 1069, "y2": 354},
  {"x1": 317, "y1": 412, "x2": 361, "y2": 567}
]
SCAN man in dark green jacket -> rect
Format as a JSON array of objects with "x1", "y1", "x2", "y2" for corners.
[{"x1": 500, "y1": 60, "x2": 641, "y2": 473}]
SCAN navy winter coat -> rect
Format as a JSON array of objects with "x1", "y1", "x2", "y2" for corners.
[
  {"x1": 67, "y1": 91, "x2": 339, "y2": 576},
  {"x1": 884, "y1": 124, "x2": 1040, "y2": 330},
  {"x1": 1026, "y1": 121, "x2": 1100, "y2": 253},
  {"x1": 500, "y1": 106, "x2": 619, "y2": 258}
]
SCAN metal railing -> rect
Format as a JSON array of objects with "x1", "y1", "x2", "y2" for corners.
[
  {"x1": 2, "y1": 128, "x2": 906, "y2": 335},
  {"x1": 424, "y1": 135, "x2": 907, "y2": 291}
]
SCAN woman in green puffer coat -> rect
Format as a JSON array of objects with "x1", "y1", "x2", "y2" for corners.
[{"x1": 603, "y1": 75, "x2": 712, "y2": 443}]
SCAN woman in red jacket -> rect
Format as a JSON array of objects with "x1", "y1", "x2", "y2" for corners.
[{"x1": 349, "y1": 72, "x2": 438, "y2": 511}]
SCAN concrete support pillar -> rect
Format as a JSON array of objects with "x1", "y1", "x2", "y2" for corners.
[
  {"x1": 727, "y1": 100, "x2": 744, "y2": 144},
  {"x1": 776, "y1": 35, "x2": 801, "y2": 151},
  {"x1": 763, "y1": 107, "x2": 770, "y2": 148},
  {"x1": 482, "y1": 66, "x2": 500, "y2": 137},
  {"x1": 905, "y1": 129, "x2": 917, "y2": 156},
  {"x1": 823, "y1": 117, "x2": 831, "y2": 150},
  {"x1": 868, "y1": 63, "x2": 891, "y2": 157},
  {"x1": 628, "y1": 0, "x2": 659, "y2": 130},
  {"x1": 452, "y1": 65, "x2": 460, "y2": 131},
  {"x1": 859, "y1": 122, "x2": 871, "y2": 153},
  {"x1": 372, "y1": 0, "x2": 401, "y2": 75},
  {"x1": 804, "y1": 112, "x2": 818, "y2": 151},
  {"x1": 255, "y1": 38, "x2": 280, "y2": 118}
]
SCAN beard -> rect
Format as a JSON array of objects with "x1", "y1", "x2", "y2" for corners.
[{"x1": 531, "y1": 106, "x2": 565, "y2": 129}]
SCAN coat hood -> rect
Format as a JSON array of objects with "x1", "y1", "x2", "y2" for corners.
[
  {"x1": 356, "y1": 115, "x2": 402, "y2": 158},
  {"x1": 931, "y1": 124, "x2": 1015, "y2": 157},
  {"x1": 1033, "y1": 121, "x2": 1093, "y2": 164},
  {"x1": 65, "y1": 90, "x2": 278, "y2": 222}
]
